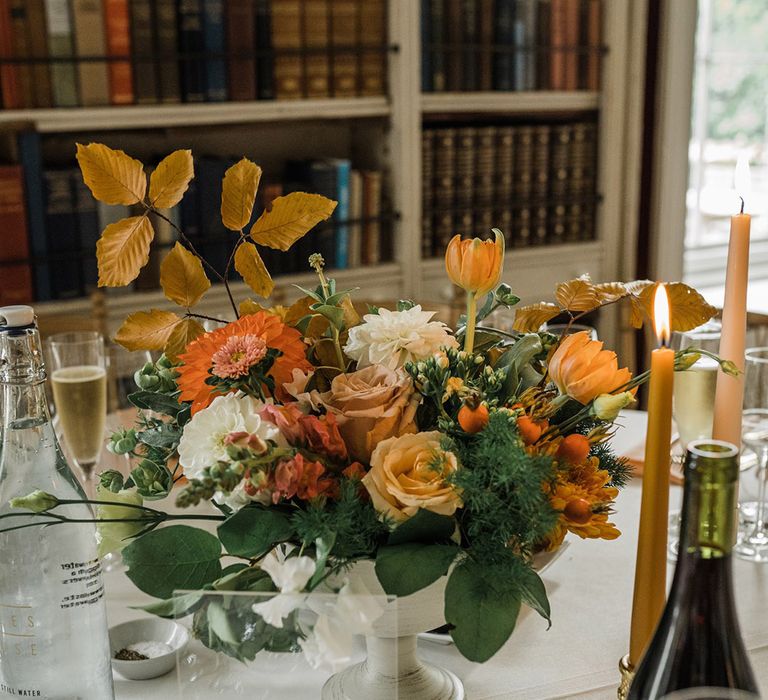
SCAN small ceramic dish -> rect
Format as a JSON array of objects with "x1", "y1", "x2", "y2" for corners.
[{"x1": 109, "y1": 618, "x2": 189, "y2": 680}]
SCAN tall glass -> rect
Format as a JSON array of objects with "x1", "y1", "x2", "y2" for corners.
[{"x1": 47, "y1": 332, "x2": 107, "y2": 490}]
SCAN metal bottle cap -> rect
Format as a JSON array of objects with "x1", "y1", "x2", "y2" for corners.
[{"x1": 0, "y1": 305, "x2": 35, "y2": 329}]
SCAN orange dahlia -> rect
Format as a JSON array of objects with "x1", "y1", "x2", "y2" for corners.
[{"x1": 177, "y1": 312, "x2": 312, "y2": 413}]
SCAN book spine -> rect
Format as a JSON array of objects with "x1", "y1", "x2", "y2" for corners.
[
  {"x1": 514, "y1": 0, "x2": 536, "y2": 91},
  {"x1": 494, "y1": 126, "x2": 514, "y2": 246},
  {"x1": 563, "y1": 0, "x2": 580, "y2": 89},
  {"x1": 304, "y1": 0, "x2": 330, "y2": 98},
  {"x1": 430, "y1": 0, "x2": 446, "y2": 92},
  {"x1": 16, "y1": 131, "x2": 51, "y2": 301},
  {"x1": 27, "y1": 0, "x2": 53, "y2": 107},
  {"x1": 445, "y1": 0, "x2": 461, "y2": 91},
  {"x1": 8, "y1": 0, "x2": 34, "y2": 107},
  {"x1": 0, "y1": 0, "x2": 21, "y2": 108},
  {"x1": 433, "y1": 127, "x2": 456, "y2": 255},
  {"x1": 347, "y1": 169, "x2": 363, "y2": 268},
  {"x1": 307, "y1": 161, "x2": 337, "y2": 267},
  {"x1": 493, "y1": 0, "x2": 513, "y2": 91},
  {"x1": 460, "y1": 0, "x2": 477, "y2": 91},
  {"x1": 154, "y1": 0, "x2": 181, "y2": 103},
  {"x1": 359, "y1": 0, "x2": 386, "y2": 96},
  {"x1": 226, "y1": 0, "x2": 256, "y2": 101},
  {"x1": 548, "y1": 123, "x2": 571, "y2": 245},
  {"x1": 474, "y1": 125, "x2": 496, "y2": 238},
  {"x1": 421, "y1": 130, "x2": 435, "y2": 258},
  {"x1": 203, "y1": 0, "x2": 227, "y2": 101},
  {"x1": 569, "y1": 120, "x2": 597, "y2": 241},
  {"x1": 549, "y1": 0, "x2": 566, "y2": 90},
  {"x1": 513, "y1": 126, "x2": 533, "y2": 248},
  {"x1": 196, "y1": 157, "x2": 230, "y2": 275},
  {"x1": 255, "y1": 0, "x2": 274, "y2": 99},
  {"x1": 585, "y1": 0, "x2": 601, "y2": 90},
  {"x1": 0, "y1": 165, "x2": 34, "y2": 305},
  {"x1": 331, "y1": 159, "x2": 351, "y2": 269},
  {"x1": 270, "y1": 0, "x2": 303, "y2": 99},
  {"x1": 536, "y1": 0, "x2": 551, "y2": 89},
  {"x1": 129, "y1": 0, "x2": 158, "y2": 103},
  {"x1": 43, "y1": 168, "x2": 82, "y2": 299},
  {"x1": 178, "y1": 0, "x2": 206, "y2": 102},
  {"x1": 420, "y1": 0, "x2": 432, "y2": 92},
  {"x1": 455, "y1": 127, "x2": 476, "y2": 235},
  {"x1": 330, "y1": 0, "x2": 358, "y2": 97},
  {"x1": 72, "y1": 173, "x2": 101, "y2": 292},
  {"x1": 477, "y1": 0, "x2": 493, "y2": 91},
  {"x1": 44, "y1": 0, "x2": 79, "y2": 106},
  {"x1": 103, "y1": 0, "x2": 133, "y2": 104},
  {"x1": 361, "y1": 170, "x2": 382, "y2": 265},
  {"x1": 71, "y1": 0, "x2": 110, "y2": 105},
  {"x1": 531, "y1": 125, "x2": 550, "y2": 246}
]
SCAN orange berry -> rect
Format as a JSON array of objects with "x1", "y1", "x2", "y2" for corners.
[
  {"x1": 517, "y1": 415, "x2": 542, "y2": 444},
  {"x1": 564, "y1": 498, "x2": 593, "y2": 525},
  {"x1": 458, "y1": 402, "x2": 489, "y2": 434},
  {"x1": 556, "y1": 434, "x2": 591, "y2": 464}
]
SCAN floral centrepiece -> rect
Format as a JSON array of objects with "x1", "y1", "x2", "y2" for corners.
[{"x1": 5, "y1": 145, "x2": 728, "y2": 670}]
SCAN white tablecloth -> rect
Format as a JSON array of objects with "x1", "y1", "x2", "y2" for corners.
[{"x1": 106, "y1": 410, "x2": 768, "y2": 699}]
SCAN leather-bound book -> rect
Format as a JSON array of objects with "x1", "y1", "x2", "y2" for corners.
[
  {"x1": 531, "y1": 125, "x2": 550, "y2": 246},
  {"x1": 445, "y1": 0, "x2": 462, "y2": 91},
  {"x1": 304, "y1": 0, "x2": 330, "y2": 98},
  {"x1": 433, "y1": 127, "x2": 456, "y2": 255},
  {"x1": 585, "y1": 0, "x2": 601, "y2": 90},
  {"x1": 455, "y1": 127, "x2": 476, "y2": 235},
  {"x1": 27, "y1": 0, "x2": 53, "y2": 107},
  {"x1": 0, "y1": 0, "x2": 33, "y2": 108},
  {"x1": 360, "y1": 0, "x2": 386, "y2": 96},
  {"x1": 361, "y1": 170, "x2": 382, "y2": 265},
  {"x1": 513, "y1": 126, "x2": 533, "y2": 248},
  {"x1": 563, "y1": 0, "x2": 580, "y2": 89},
  {"x1": 155, "y1": 0, "x2": 181, "y2": 103},
  {"x1": 104, "y1": 0, "x2": 134, "y2": 105},
  {"x1": 271, "y1": 0, "x2": 304, "y2": 99},
  {"x1": 0, "y1": 165, "x2": 34, "y2": 304},
  {"x1": 130, "y1": 0, "x2": 158, "y2": 103},
  {"x1": 72, "y1": 0, "x2": 110, "y2": 105},
  {"x1": 203, "y1": 0, "x2": 228, "y2": 101},
  {"x1": 429, "y1": 0, "x2": 446, "y2": 91},
  {"x1": 331, "y1": 0, "x2": 358, "y2": 96},
  {"x1": 43, "y1": 0, "x2": 79, "y2": 107},
  {"x1": 548, "y1": 123, "x2": 571, "y2": 245},
  {"x1": 474, "y1": 126, "x2": 496, "y2": 238},
  {"x1": 549, "y1": 0, "x2": 566, "y2": 90},
  {"x1": 178, "y1": 0, "x2": 206, "y2": 102},
  {"x1": 421, "y1": 129, "x2": 435, "y2": 258},
  {"x1": 569, "y1": 121, "x2": 598, "y2": 241},
  {"x1": 477, "y1": 0, "x2": 494, "y2": 91},
  {"x1": 514, "y1": 0, "x2": 537, "y2": 91},
  {"x1": 494, "y1": 126, "x2": 514, "y2": 246},
  {"x1": 461, "y1": 0, "x2": 477, "y2": 91},
  {"x1": 226, "y1": 0, "x2": 255, "y2": 101}
]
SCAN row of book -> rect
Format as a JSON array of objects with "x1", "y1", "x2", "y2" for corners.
[
  {"x1": 0, "y1": 133, "x2": 389, "y2": 304},
  {"x1": 422, "y1": 0, "x2": 602, "y2": 92},
  {"x1": 422, "y1": 119, "x2": 598, "y2": 257},
  {"x1": 0, "y1": 0, "x2": 387, "y2": 109}
]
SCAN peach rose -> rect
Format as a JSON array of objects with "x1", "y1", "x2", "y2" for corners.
[
  {"x1": 548, "y1": 331, "x2": 634, "y2": 405},
  {"x1": 362, "y1": 431, "x2": 462, "y2": 524},
  {"x1": 316, "y1": 365, "x2": 420, "y2": 463}
]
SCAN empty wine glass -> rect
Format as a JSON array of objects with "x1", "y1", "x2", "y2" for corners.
[{"x1": 734, "y1": 408, "x2": 768, "y2": 562}]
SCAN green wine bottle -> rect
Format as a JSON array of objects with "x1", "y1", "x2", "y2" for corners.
[{"x1": 628, "y1": 441, "x2": 758, "y2": 699}]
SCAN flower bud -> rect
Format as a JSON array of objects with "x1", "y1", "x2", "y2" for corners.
[
  {"x1": 10, "y1": 490, "x2": 59, "y2": 513},
  {"x1": 591, "y1": 391, "x2": 636, "y2": 421},
  {"x1": 445, "y1": 229, "x2": 505, "y2": 297}
]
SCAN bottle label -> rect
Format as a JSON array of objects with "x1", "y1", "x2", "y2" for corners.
[{"x1": 59, "y1": 558, "x2": 105, "y2": 609}]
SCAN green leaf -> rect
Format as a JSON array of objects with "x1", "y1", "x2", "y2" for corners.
[
  {"x1": 474, "y1": 293, "x2": 495, "y2": 322},
  {"x1": 217, "y1": 506, "x2": 295, "y2": 558},
  {"x1": 516, "y1": 566, "x2": 551, "y2": 627},
  {"x1": 387, "y1": 509, "x2": 456, "y2": 546},
  {"x1": 122, "y1": 525, "x2": 222, "y2": 599},
  {"x1": 374, "y1": 543, "x2": 459, "y2": 597},
  {"x1": 445, "y1": 559, "x2": 522, "y2": 663},
  {"x1": 213, "y1": 565, "x2": 273, "y2": 592},
  {"x1": 396, "y1": 299, "x2": 417, "y2": 312},
  {"x1": 310, "y1": 533, "x2": 337, "y2": 588},
  {"x1": 207, "y1": 601, "x2": 241, "y2": 645},
  {"x1": 292, "y1": 284, "x2": 324, "y2": 303},
  {"x1": 311, "y1": 304, "x2": 345, "y2": 329},
  {"x1": 137, "y1": 423, "x2": 180, "y2": 449},
  {"x1": 134, "y1": 591, "x2": 204, "y2": 619},
  {"x1": 127, "y1": 390, "x2": 182, "y2": 416},
  {"x1": 130, "y1": 459, "x2": 173, "y2": 500},
  {"x1": 494, "y1": 333, "x2": 543, "y2": 372}
]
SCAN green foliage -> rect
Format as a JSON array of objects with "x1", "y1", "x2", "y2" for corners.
[
  {"x1": 217, "y1": 506, "x2": 295, "y2": 558},
  {"x1": 375, "y1": 543, "x2": 459, "y2": 597},
  {"x1": 387, "y1": 509, "x2": 456, "y2": 545},
  {"x1": 130, "y1": 458, "x2": 173, "y2": 500},
  {"x1": 136, "y1": 591, "x2": 205, "y2": 619},
  {"x1": 122, "y1": 525, "x2": 222, "y2": 599},
  {"x1": 590, "y1": 439, "x2": 632, "y2": 489}
]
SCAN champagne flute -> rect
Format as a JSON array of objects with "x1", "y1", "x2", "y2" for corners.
[
  {"x1": 734, "y1": 408, "x2": 768, "y2": 562},
  {"x1": 47, "y1": 331, "x2": 107, "y2": 493}
]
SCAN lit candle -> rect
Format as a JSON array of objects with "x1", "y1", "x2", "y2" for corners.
[
  {"x1": 629, "y1": 283, "x2": 674, "y2": 667},
  {"x1": 712, "y1": 156, "x2": 751, "y2": 445}
]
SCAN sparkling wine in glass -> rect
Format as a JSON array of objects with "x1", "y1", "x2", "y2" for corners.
[{"x1": 47, "y1": 331, "x2": 107, "y2": 490}]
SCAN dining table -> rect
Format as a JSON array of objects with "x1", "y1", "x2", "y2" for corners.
[{"x1": 104, "y1": 410, "x2": 768, "y2": 699}]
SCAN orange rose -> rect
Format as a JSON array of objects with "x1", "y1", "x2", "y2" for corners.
[
  {"x1": 548, "y1": 331, "x2": 634, "y2": 405},
  {"x1": 316, "y1": 365, "x2": 420, "y2": 463},
  {"x1": 445, "y1": 229, "x2": 505, "y2": 297}
]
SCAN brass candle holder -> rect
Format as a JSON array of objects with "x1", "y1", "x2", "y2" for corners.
[{"x1": 617, "y1": 654, "x2": 635, "y2": 700}]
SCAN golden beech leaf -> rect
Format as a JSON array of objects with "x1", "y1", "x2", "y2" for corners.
[
  {"x1": 512, "y1": 302, "x2": 561, "y2": 332},
  {"x1": 149, "y1": 149, "x2": 194, "y2": 208},
  {"x1": 165, "y1": 318, "x2": 205, "y2": 362},
  {"x1": 249, "y1": 192, "x2": 337, "y2": 251},
  {"x1": 114, "y1": 309, "x2": 181, "y2": 351},
  {"x1": 235, "y1": 242, "x2": 274, "y2": 298},
  {"x1": 631, "y1": 282, "x2": 718, "y2": 332},
  {"x1": 594, "y1": 281, "x2": 629, "y2": 304},
  {"x1": 554, "y1": 277, "x2": 600, "y2": 312},
  {"x1": 96, "y1": 215, "x2": 155, "y2": 287},
  {"x1": 239, "y1": 299, "x2": 266, "y2": 316},
  {"x1": 221, "y1": 158, "x2": 262, "y2": 231},
  {"x1": 284, "y1": 296, "x2": 315, "y2": 327},
  {"x1": 76, "y1": 142, "x2": 146, "y2": 205},
  {"x1": 160, "y1": 242, "x2": 211, "y2": 308}
]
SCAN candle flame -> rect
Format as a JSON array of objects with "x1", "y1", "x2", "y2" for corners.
[
  {"x1": 653, "y1": 283, "x2": 671, "y2": 347},
  {"x1": 734, "y1": 154, "x2": 752, "y2": 210}
]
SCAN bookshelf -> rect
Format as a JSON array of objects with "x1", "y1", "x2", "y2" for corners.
[{"x1": 1, "y1": 0, "x2": 645, "y2": 352}]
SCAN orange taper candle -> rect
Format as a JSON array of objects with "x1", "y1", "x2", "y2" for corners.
[{"x1": 629, "y1": 283, "x2": 674, "y2": 667}]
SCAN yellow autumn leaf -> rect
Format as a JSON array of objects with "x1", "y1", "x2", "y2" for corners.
[
  {"x1": 594, "y1": 281, "x2": 629, "y2": 304},
  {"x1": 96, "y1": 215, "x2": 154, "y2": 287},
  {"x1": 630, "y1": 282, "x2": 717, "y2": 332},
  {"x1": 221, "y1": 158, "x2": 262, "y2": 231},
  {"x1": 554, "y1": 277, "x2": 600, "y2": 312},
  {"x1": 239, "y1": 299, "x2": 266, "y2": 316},
  {"x1": 149, "y1": 150, "x2": 194, "y2": 208},
  {"x1": 249, "y1": 192, "x2": 337, "y2": 250},
  {"x1": 235, "y1": 242, "x2": 274, "y2": 298},
  {"x1": 114, "y1": 309, "x2": 181, "y2": 352},
  {"x1": 165, "y1": 318, "x2": 205, "y2": 362},
  {"x1": 512, "y1": 302, "x2": 561, "y2": 333},
  {"x1": 284, "y1": 296, "x2": 315, "y2": 327},
  {"x1": 76, "y1": 143, "x2": 146, "y2": 206},
  {"x1": 159, "y1": 242, "x2": 211, "y2": 308}
]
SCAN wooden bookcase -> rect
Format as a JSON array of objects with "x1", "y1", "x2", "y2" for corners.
[{"x1": 0, "y1": 0, "x2": 647, "y2": 351}]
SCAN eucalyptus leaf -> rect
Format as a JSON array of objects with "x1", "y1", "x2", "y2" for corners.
[
  {"x1": 137, "y1": 423, "x2": 180, "y2": 449},
  {"x1": 375, "y1": 543, "x2": 459, "y2": 597},
  {"x1": 217, "y1": 506, "x2": 295, "y2": 558},
  {"x1": 475, "y1": 293, "x2": 495, "y2": 322},
  {"x1": 134, "y1": 591, "x2": 204, "y2": 619},
  {"x1": 207, "y1": 601, "x2": 241, "y2": 645},
  {"x1": 127, "y1": 390, "x2": 182, "y2": 416}
]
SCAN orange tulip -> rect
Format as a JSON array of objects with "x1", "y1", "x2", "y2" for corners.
[
  {"x1": 548, "y1": 331, "x2": 634, "y2": 405},
  {"x1": 445, "y1": 229, "x2": 505, "y2": 297}
]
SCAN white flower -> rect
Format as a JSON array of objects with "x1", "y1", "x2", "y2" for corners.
[
  {"x1": 177, "y1": 393, "x2": 283, "y2": 480},
  {"x1": 251, "y1": 545, "x2": 316, "y2": 628},
  {"x1": 343, "y1": 305, "x2": 458, "y2": 370},
  {"x1": 211, "y1": 480, "x2": 270, "y2": 512}
]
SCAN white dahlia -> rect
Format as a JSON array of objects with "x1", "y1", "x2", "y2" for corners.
[{"x1": 343, "y1": 305, "x2": 458, "y2": 370}]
